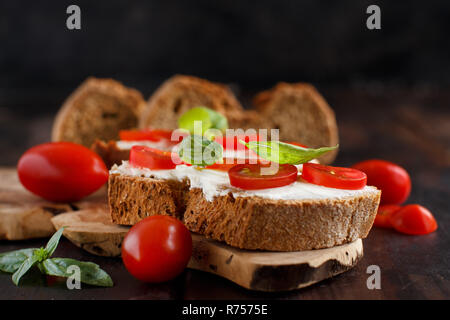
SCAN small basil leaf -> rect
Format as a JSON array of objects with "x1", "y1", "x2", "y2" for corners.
[
  {"x1": 178, "y1": 107, "x2": 228, "y2": 134},
  {"x1": 178, "y1": 135, "x2": 223, "y2": 166},
  {"x1": 12, "y1": 255, "x2": 39, "y2": 286},
  {"x1": 0, "y1": 248, "x2": 37, "y2": 273},
  {"x1": 41, "y1": 258, "x2": 113, "y2": 287},
  {"x1": 242, "y1": 141, "x2": 338, "y2": 164},
  {"x1": 44, "y1": 227, "x2": 66, "y2": 257}
]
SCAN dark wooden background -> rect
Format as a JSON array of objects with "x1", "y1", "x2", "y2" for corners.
[{"x1": 0, "y1": 0, "x2": 449, "y2": 299}]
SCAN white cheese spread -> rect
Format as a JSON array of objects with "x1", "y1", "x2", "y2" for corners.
[{"x1": 111, "y1": 161, "x2": 376, "y2": 202}]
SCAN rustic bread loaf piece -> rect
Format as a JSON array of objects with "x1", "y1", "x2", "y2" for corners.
[
  {"x1": 139, "y1": 75, "x2": 244, "y2": 130},
  {"x1": 108, "y1": 170, "x2": 380, "y2": 251},
  {"x1": 252, "y1": 83, "x2": 339, "y2": 164},
  {"x1": 52, "y1": 77, "x2": 146, "y2": 148}
]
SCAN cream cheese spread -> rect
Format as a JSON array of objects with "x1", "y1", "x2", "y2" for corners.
[{"x1": 111, "y1": 161, "x2": 376, "y2": 202}]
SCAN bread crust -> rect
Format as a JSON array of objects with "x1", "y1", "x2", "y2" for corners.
[
  {"x1": 91, "y1": 140, "x2": 130, "y2": 168},
  {"x1": 108, "y1": 173, "x2": 380, "y2": 251},
  {"x1": 139, "y1": 75, "x2": 243, "y2": 129},
  {"x1": 252, "y1": 82, "x2": 339, "y2": 164},
  {"x1": 52, "y1": 77, "x2": 146, "y2": 147}
]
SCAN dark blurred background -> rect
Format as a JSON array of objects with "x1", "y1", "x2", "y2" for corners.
[{"x1": 0, "y1": 0, "x2": 449, "y2": 166}]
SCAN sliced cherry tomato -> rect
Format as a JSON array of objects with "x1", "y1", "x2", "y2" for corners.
[
  {"x1": 120, "y1": 129, "x2": 187, "y2": 144},
  {"x1": 122, "y1": 215, "x2": 192, "y2": 283},
  {"x1": 214, "y1": 134, "x2": 260, "y2": 150},
  {"x1": 302, "y1": 163, "x2": 367, "y2": 190},
  {"x1": 373, "y1": 204, "x2": 402, "y2": 228},
  {"x1": 17, "y1": 142, "x2": 108, "y2": 202},
  {"x1": 228, "y1": 163, "x2": 298, "y2": 190},
  {"x1": 352, "y1": 159, "x2": 411, "y2": 205},
  {"x1": 389, "y1": 204, "x2": 437, "y2": 235},
  {"x1": 206, "y1": 157, "x2": 267, "y2": 172},
  {"x1": 129, "y1": 145, "x2": 181, "y2": 170}
]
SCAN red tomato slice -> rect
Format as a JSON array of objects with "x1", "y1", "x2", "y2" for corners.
[
  {"x1": 373, "y1": 204, "x2": 402, "y2": 228},
  {"x1": 206, "y1": 158, "x2": 266, "y2": 172},
  {"x1": 389, "y1": 204, "x2": 438, "y2": 235},
  {"x1": 228, "y1": 164, "x2": 298, "y2": 190},
  {"x1": 302, "y1": 163, "x2": 367, "y2": 190},
  {"x1": 120, "y1": 129, "x2": 187, "y2": 144},
  {"x1": 129, "y1": 146, "x2": 181, "y2": 170},
  {"x1": 214, "y1": 134, "x2": 260, "y2": 150}
]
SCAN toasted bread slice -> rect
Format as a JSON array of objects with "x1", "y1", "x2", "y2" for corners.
[
  {"x1": 108, "y1": 164, "x2": 380, "y2": 251},
  {"x1": 252, "y1": 83, "x2": 339, "y2": 164},
  {"x1": 52, "y1": 77, "x2": 146, "y2": 148},
  {"x1": 139, "y1": 75, "x2": 244, "y2": 130}
]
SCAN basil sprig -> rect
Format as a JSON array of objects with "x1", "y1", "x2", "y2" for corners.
[
  {"x1": 178, "y1": 106, "x2": 228, "y2": 135},
  {"x1": 0, "y1": 227, "x2": 113, "y2": 287},
  {"x1": 177, "y1": 134, "x2": 223, "y2": 166},
  {"x1": 240, "y1": 140, "x2": 338, "y2": 164}
]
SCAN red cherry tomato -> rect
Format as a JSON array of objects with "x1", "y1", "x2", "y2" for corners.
[
  {"x1": 119, "y1": 129, "x2": 187, "y2": 144},
  {"x1": 352, "y1": 159, "x2": 411, "y2": 205},
  {"x1": 129, "y1": 145, "x2": 181, "y2": 170},
  {"x1": 122, "y1": 215, "x2": 192, "y2": 283},
  {"x1": 389, "y1": 204, "x2": 437, "y2": 235},
  {"x1": 17, "y1": 142, "x2": 108, "y2": 202},
  {"x1": 228, "y1": 163, "x2": 298, "y2": 190},
  {"x1": 302, "y1": 163, "x2": 367, "y2": 190},
  {"x1": 373, "y1": 204, "x2": 402, "y2": 228},
  {"x1": 214, "y1": 134, "x2": 260, "y2": 150}
]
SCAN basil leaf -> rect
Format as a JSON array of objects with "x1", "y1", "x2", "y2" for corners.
[
  {"x1": 44, "y1": 227, "x2": 65, "y2": 257},
  {"x1": 178, "y1": 107, "x2": 228, "y2": 134},
  {"x1": 178, "y1": 134, "x2": 223, "y2": 166},
  {"x1": 0, "y1": 248, "x2": 37, "y2": 273},
  {"x1": 41, "y1": 258, "x2": 113, "y2": 287},
  {"x1": 242, "y1": 141, "x2": 338, "y2": 164},
  {"x1": 12, "y1": 254, "x2": 40, "y2": 285}
]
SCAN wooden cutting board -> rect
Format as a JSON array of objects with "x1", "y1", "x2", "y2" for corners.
[
  {"x1": 0, "y1": 167, "x2": 106, "y2": 240},
  {"x1": 1, "y1": 167, "x2": 363, "y2": 291}
]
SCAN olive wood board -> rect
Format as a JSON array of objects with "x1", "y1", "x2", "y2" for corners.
[
  {"x1": 0, "y1": 167, "x2": 106, "y2": 240},
  {"x1": 52, "y1": 208, "x2": 363, "y2": 292},
  {"x1": 0, "y1": 167, "x2": 363, "y2": 291}
]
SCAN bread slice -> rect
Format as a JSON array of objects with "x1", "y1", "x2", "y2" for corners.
[
  {"x1": 139, "y1": 75, "x2": 244, "y2": 130},
  {"x1": 108, "y1": 165, "x2": 380, "y2": 252},
  {"x1": 52, "y1": 77, "x2": 146, "y2": 148},
  {"x1": 251, "y1": 83, "x2": 339, "y2": 164}
]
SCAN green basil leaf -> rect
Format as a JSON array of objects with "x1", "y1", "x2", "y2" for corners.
[
  {"x1": 178, "y1": 107, "x2": 228, "y2": 134},
  {"x1": 0, "y1": 248, "x2": 37, "y2": 273},
  {"x1": 41, "y1": 258, "x2": 113, "y2": 287},
  {"x1": 242, "y1": 140, "x2": 338, "y2": 164},
  {"x1": 12, "y1": 254, "x2": 40, "y2": 285},
  {"x1": 44, "y1": 227, "x2": 65, "y2": 257},
  {"x1": 178, "y1": 134, "x2": 223, "y2": 166}
]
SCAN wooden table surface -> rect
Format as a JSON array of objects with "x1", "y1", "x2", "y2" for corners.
[{"x1": 0, "y1": 86, "x2": 449, "y2": 299}]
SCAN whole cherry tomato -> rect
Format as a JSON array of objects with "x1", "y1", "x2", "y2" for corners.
[
  {"x1": 389, "y1": 204, "x2": 437, "y2": 235},
  {"x1": 302, "y1": 163, "x2": 367, "y2": 190},
  {"x1": 352, "y1": 159, "x2": 411, "y2": 204},
  {"x1": 17, "y1": 142, "x2": 108, "y2": 202},
  {"x1": 373, "y1": 204, "x2": 402, "y2": 228},
  {"x1": 122, "y1": 215, "x2": 192, "y2": 283}
]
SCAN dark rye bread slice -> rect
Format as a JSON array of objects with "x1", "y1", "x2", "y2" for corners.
[
  {"x1": 91, "y1": 140, "x2": 130, "y2": 169},
  {"x1": 52, "y1": 77, "x2": 146, "y2": 148},
  {"x1": 108, "y1": 172, "x2": 381, "y2": 251},
  {"x1": 251, "y1": 83, "x2": 339, "y2": 164},
  {"x1": 139, "y1": 74, "x2": 244, "y2": 130}
]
